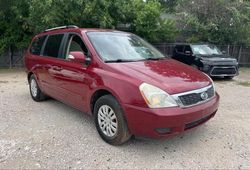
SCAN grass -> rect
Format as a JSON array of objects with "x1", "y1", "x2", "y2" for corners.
[
  {"x1": 237, "y1": 81, "x2": 250, "y2": 87},
  {"x1": 0, "y1": 68, "x2": 24, "y2": 73},
  {"x1": 237, "y1": 67, "x2": 250, "y2": 87},
  {"x1": 239, "y1": 67, "x2": 250, "y2": 72}
]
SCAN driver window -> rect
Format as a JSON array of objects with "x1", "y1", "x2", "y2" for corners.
[
  {"x1": 184, "y1": 46, "x2": 192, "y2": 55},
  {"x1": 65, "y1": 34, "x2": 88, "y2": 59}
]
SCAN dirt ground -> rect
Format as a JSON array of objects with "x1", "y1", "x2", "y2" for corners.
[{"x1": 0, "y1": 68, "x2": 250, "y2": 169}]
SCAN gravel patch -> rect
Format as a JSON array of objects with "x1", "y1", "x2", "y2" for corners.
[{"x1": 0, "y1": 69, "x2": 249, "y2": 169}]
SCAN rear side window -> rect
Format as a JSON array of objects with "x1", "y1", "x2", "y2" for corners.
[
  {"x1": 43, "y1": 34, "x2": 64, "y2": 58},
  {"x1": 30, "y1": 36, "x2": 46, "y2": 55},
  {"x1": 175, "y1": 45, "x2": 184, "y2": 53}
]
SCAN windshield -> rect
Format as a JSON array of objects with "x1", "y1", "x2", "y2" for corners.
[
  {"x1": 87, "y1": 32, "x2": 166, "y2": 62},
  {"x1": 191, "y1": 45, "x2": 222, "y2": 55}
]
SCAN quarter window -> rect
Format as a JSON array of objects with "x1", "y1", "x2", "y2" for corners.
[
  {"x1": 175, "y1": 45, "x2": 184, "y2": 53},
  {"x1": 43, "y1": 34, "x2": 64, "y2": 58},
  {"x1": 30, "y1": 36, "x2": 46, "y2": 55}
]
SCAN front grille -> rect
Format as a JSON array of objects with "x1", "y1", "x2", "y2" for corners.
[
  {"x1": 211, "y1": 67, "x2": 236, "y2": 76},
  {"x1": 179, "y1": 93, "x2": 201, "y2": 106},
  {"x1": 178, "y1": 86, "x2": 214, "y2": 107},
  {"x1": 213, "y1": 61, "x2": 236, "y2": 65}
]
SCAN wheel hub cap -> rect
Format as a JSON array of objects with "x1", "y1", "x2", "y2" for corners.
[
  {"x1": 30, "y1": 79, "x2": 38, "y2": 97},
  {"x1": 97, "y1": 105, "x2": 118, "y2": 137}
]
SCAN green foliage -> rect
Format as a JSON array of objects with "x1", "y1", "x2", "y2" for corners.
[
  {"x1": 159, "y1": 0, "x2": 181, "y2": 12},
  {"x1": 0, "y1": 0, "x2": 31, "y2": 53},
  {"x1": 1, "y1": 0, "x2": 250, "y2": 55},
  {"x1": 28, "y1": 0, "x2": 177, "y2": 41},
  {"x1": 177, "y1": 0, "x2": 250, "y2": 45},
  {"x1": 0, "y1": 0, "x2": 178, "y2": 54},
  {"x1": 126, "y1": 0, "x2": 177, "y2": 41}
]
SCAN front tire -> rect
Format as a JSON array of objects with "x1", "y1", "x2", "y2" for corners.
[
  {"x1": 225, "y1": 76, "x2": 234, "y2": 80},
  {"x1": 191, "y1": 64, "x2": 199, "y2": 70},
  {"x1": 94, "y1": 95, "x2": 131, "y2": 145},
  {"x1": 29, "y1": 74, "x2": 47, "y2": 102}
]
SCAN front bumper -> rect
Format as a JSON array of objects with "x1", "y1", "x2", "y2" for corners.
[
  {"x1": 203, "y1": 65, "x2": 239, "y2": 77},
  {"x1": 123, "y1": 93, "x2": 219, "y2": 138}
]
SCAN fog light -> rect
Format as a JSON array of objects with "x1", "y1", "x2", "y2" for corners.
[{"x1": 155, "y1": 128, "x2": 171, "y2": 134}]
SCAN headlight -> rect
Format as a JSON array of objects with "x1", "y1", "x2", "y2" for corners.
[
  {"x1": 139, "y1": 83, "x2": 178, "y2": 108},
  {"x1": 201, "y1": 59, "x2": 211, "y2": 65}
]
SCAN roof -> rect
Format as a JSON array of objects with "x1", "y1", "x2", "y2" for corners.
[
  {"x1": 35, "y1": 25, "x2": 127, "y2": 38},
  {"x1": 174, "y1": 43, "x2": 213, "y2": 46}
]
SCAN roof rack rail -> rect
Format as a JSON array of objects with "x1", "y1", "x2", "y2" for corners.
[{"x1": 44, "y1": 25, "x2": 79, "y2": 32}]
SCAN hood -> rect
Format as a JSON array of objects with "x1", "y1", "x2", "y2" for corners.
[
  {"x1": 107, "y1": 59, "x2": 211, "y2": 94},
  {"x1": 197, "y1": 54, "x2": 237, "y2": 64}
]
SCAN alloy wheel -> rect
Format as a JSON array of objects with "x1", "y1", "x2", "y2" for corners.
[
  {"x1": 30, "y1": 79, "x2": 38, "y2": 97},
  {"x1": 97, "y1": 105, "x2": 118, "y2": 137}
]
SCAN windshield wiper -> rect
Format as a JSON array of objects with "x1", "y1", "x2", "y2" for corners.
[
  {"x1": 105, "y1": 59, "x2": 140, "y2": 63},
  {"x1": 145, "y1": 57, "x2": 166, "y2": 61}
]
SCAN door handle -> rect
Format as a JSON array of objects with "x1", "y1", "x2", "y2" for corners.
[{"x1": 53, "y1": 66, "x2": 62, "y2": 71}]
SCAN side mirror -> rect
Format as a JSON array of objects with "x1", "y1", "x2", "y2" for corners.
[
  {"x1": 185, "y1": 51, "x2": 192, "y2": 56},
  {"x1": 68, "y1": 51, "x2": 91, "y2": 65}
]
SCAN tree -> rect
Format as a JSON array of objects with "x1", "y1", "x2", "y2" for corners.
[
  {"x1": 159, "y1": 0, "x2": 181, "y2": 12},
  {"x1": 0, "y1": 0, "x2": 31, "y2": 67},
  {"x1": 116, "y1": 0, "x2": 177, "y2": 42},
  {"x1": 28, "y1": 0, "x2": 177, "y2": 42},
  {"x1": 176, "y1": 0, "x2": 250, "y2": 45}
]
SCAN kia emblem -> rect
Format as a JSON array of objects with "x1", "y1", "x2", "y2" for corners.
[{"x1": 200, "y1": 92, "x2": 208, "y2": 100}]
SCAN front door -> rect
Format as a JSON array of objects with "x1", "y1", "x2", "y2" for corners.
[
  {"x1": 51, "y1": 33, "x2": 91, "y2": 112},
  {"x1": 183, "y1": 45, "x2": 194, "y2": 65}
]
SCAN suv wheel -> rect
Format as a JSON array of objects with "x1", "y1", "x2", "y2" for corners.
[
  {"x1": 191, "y1": 64, "x2": 199, "y2": 69},
  {"x1": 94, "y1": 95, "x2": 131, "y2": 145},
  {"x1": 225, "y1": 76, "x2": 234, "y2": 80},
  {"x1": 29, "y1": 75, "x2": 47, "y2": 102}
]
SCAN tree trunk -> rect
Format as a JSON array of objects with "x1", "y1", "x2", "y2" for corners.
[
  {"x1": 238, "y1": 45, "x2": 242, "y2": 63},
  {"x1": 9, "y1": 46, "x2": 13, "y2": 69},
  {"x1": 227, "y1": 45, "x2": 230, "y2": 55},
  {"x1": 232, "y1": 44, "x2": 236, "y2": 58}
]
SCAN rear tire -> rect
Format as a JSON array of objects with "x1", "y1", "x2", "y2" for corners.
[
  {"x1": 94, "y1": 95, "x2": 131, "y2": 145},
  {"x1": 29, "y1": 74, "x2": 47, "y2": 102}
]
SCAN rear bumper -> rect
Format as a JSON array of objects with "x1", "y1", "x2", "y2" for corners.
[{"x1": 123, "y1": 93, "x2": 219, "y2": 138}]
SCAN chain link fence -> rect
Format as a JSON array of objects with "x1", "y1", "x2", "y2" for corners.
[{"x1": 0, "y1": 50, "x2": 24, "y2": 68}]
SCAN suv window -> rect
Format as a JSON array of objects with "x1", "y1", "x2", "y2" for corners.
[
  {"x1": 30, "y1": 36, "x2": 46, "y2": 55},
  {"x1": 43, "y1": 34, "x2": 64, "y2": 58},
  {"x1": 184, "y1": 45, "x2": 192, "y2": 53},
  {"x1": 65, "y1": 34, "x2": 88, "y2": 59},
  {"x1": 175, "y1": 45, "x2": 184, "y2": 53}
]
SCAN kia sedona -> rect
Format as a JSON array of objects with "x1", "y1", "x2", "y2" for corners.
[
  {"x1": 172, "y1": 43, "x2": 239, "y2": 79},
  {"x1": 24, "y1": 26, "x2": 220, "y2": 145}
]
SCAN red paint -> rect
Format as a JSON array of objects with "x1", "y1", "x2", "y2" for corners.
[
  {"x1": 25, "y1": 28, "x2": 219, "y2": 138},
  {"x1": 68, "y1": 51, "x2": 87, "y2": 63}
]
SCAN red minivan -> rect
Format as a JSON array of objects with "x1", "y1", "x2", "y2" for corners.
[{"x1": 25, "y1": 25, "x2": 219, "y2": 145}]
